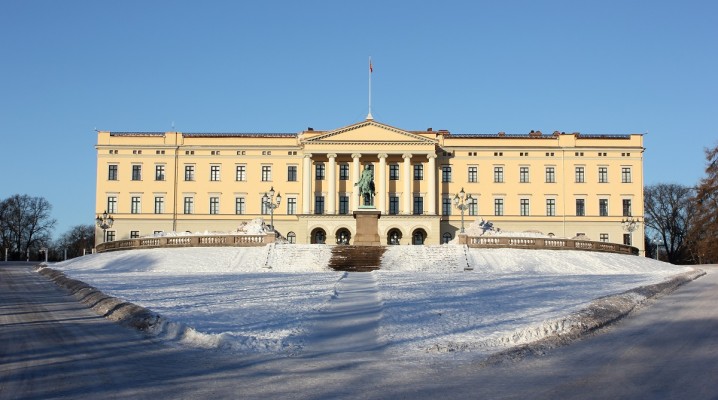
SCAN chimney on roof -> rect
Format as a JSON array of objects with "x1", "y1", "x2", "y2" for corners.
[
  {"x1": 498, "y1": 132, "x2": 506, "y2": 136},
  {"x1": 307, "y1": 127, "x2": 314, "y2": 131},
  {"x1": 427, "y1": 128, "x2": 433, "y2": 131},
  {"x1": 529, "y1": 130, "x2": 542, "y2": 137}
]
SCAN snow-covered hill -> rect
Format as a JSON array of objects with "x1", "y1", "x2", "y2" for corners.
[{"x1": 51, "y1": 245, "x2": 693, "y2": 358}]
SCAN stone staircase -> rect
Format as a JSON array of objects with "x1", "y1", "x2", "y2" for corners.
[{"x1": 328, "y1": 246, "x2": 387, "y2": 272}]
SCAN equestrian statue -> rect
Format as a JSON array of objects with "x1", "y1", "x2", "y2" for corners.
[{"x1": 354, "y1": 166, "x2": 375, "y2": 207}]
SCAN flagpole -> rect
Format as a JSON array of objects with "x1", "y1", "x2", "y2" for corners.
[{"x1": 367, "y1": 56, "x2": 373, "y2": 120}]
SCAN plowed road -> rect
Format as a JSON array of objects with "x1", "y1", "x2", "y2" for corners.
[{"x1": 2, "y1": 262, "x2": 717, "y2": 399}]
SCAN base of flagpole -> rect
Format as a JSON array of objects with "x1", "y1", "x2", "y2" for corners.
[{"x1": 366, "y1": 112, "x2": 373, "y2": 120}]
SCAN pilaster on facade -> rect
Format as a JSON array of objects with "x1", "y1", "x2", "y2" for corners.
[
  {"x1": 426, "y1": 153, "x2": 437, "y2": 215},
  {"x1": 377, "y1": 153, "x2": 388, "y2": 213},
  {"x1": 402, "y1": 153, "x2": 412, "y2": 215},
  {"x1": 327, "y1": 153, "x2": 337, "y2": 214},
  {"x1": 351, "y1": 153, "x2": 362, "y2": 211},
  {"x1": 302, "y1": 153, "x2": 312, "y2": 214}
]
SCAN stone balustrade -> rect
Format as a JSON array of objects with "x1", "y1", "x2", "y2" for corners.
[
  {"x1": 96, "y1": 233, "x2": 275, "y2": 253},
  {"x1": 463, "y1": 235, "x2": 638, "y2": 256}
]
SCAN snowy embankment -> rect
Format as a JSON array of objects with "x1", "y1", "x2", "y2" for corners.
[{"x1": 48, "y1": 245, "x2": 696, "y2": 358}]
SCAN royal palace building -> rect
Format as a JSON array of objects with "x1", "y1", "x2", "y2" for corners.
[{"x1": 95, "y1": 118, "x2": 645, "y2": 253}]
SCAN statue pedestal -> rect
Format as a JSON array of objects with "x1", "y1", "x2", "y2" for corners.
[{"x1": 353, "y1": 209, "x2": 381, "y2": 246}]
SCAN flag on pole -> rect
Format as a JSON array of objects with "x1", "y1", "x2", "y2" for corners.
[{"x1": 369, "y1": 58, "x2": 373, "y2": 73}]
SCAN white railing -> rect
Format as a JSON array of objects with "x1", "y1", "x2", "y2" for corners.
[
  {"x1": 96, "y1": 234, "x2": 275, "y2": 253},
  {"x1": 465, "y1": 236, "x2": 638, "y2": 255}
]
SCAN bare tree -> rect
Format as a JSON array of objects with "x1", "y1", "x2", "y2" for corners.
[
  {"x1": 0, "y1": 194, "x2": 56, "y2": 260},
  {"x1": 53, "y1": 224, "x2": 95, "y2": 260},
  {"x1": 643, "y1": 184, "x2": 695, "y2": 264},
  {"x1": 688, "y1": 144, "x2": 718, "y2": 264}
]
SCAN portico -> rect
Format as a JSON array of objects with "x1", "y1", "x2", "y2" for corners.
[{"x1": 300, "y1": 120, "x2": 439, "y2": 216}]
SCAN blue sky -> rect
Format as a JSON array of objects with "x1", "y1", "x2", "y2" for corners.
[{"x1": 1, "y1": 1, "x2": 716, "y2": 238}]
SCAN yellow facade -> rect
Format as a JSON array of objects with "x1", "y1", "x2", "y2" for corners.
[{"x1": 95, "y1": 119, "x2": 645, "y2": 253}]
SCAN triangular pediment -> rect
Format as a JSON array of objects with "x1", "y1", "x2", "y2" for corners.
[{"x1": 302, "y1": 120, "x2": 438, "y2": 145}]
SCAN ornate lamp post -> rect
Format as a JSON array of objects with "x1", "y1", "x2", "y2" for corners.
[
  {"x1": 621, "y1": 216, "x2": 640, "y2": 246},
  {"x1": 453, "y1": 187, "x2": 472, "y2": 234},
  {"x1": 262, "y1": 186, "x2": 281, "y2": 235},
  {"x1": 95, "y1": 210, "x2": 114, "y2": 244}
]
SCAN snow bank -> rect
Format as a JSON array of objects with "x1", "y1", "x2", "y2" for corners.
[{"x1": 49, "y1": 244, "x2": 695, "y2": 358}]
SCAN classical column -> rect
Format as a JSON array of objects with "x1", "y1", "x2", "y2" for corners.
[
  {"x1": 403, "y1": 153, "x2": 412, "y2": 214},
  {"x1": 427, "y1": 153, "x2": 437, "y2": 215},
  {"x1": 327, "y1": 153, "x2": 337, "y2": 214},
  {"x1": 378, "y1": 153, "x2": 388, "y2": 213},
  {"x1": 302, "y1": 153, "x2": 312, "y2": 214},
  {"x1": 351, "y1": 153, "x2": 362, "y2": 210}
]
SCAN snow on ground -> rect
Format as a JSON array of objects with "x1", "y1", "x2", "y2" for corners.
[{"x1": 51, "y1": 245, "x2": 692, "y2": 358}]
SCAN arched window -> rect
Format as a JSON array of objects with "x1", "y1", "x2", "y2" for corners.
[
  {"x1": 387, "y1": 229, "x2": 402, "y2": 245},
  {"x1": 287, "y1": 231, "x2": 296, "y2": 244},
  {"x1": 442, "y1": 232, "x2": 452, "y2": 244},
  {"x1": 311, "y1": 228, "x2": 326, "y2": 244},
  {"x1": 336, "y1": 228, "x2": 351, "y2": 244},
  {"x1": 412, "y1": 229, "x2": 426, "y2": 245}
]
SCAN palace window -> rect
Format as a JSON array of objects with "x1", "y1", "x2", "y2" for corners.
[
  {"x1": 106, "y1": 231, "x2": 116, "y2": 242},
  {"x1": 131, "y1": 165, "x2": 142, "y2": 181},
  {"x1": 184, "y1": 165, "x2": 195, "y2": 181},
  {"x1": 599, "y1": 199, "x2": 609, "y2": 216},
  {"x1": 468, "y1": 197, "x2": 478, "y2": 216},
  {"x1": 520, "y1": 199, "x2": 530, "y2": 216},
  {"x1": 287, "y1": 232, "x2": 296, "y2": 244},
  {"x1": 315, "y1": 163, "x2": 325, "y2": 180},
  {"x1": 209, "y1": 197, "x2": 220, "y2": 215},
  {"x1": 261, "y1": 165, "x2": 272, "y2": 182},
  {"x1": 154, "y1": 196, "x2": 164, "y2": 214},
  {"x1": 314, "y1": 195, "x2": 324, "y2": 215},
  {"x1": 340, "y1": 164, "x2": 350, "y2": 180},
  {"x1": 600, "y1": 233, "x2": 609, "y2": 242},
  {"x1": 155, "y1": 165, "x2": 165, "y2": 181},
  {"x1": 210, "y1": 165, "x2": 221, "y2": 181},
  {"x1": 108, "y1": 165, "x2": 118, "y2": 181},
  {"x1": 236, "y1": 165, "x2": 246, "y2": 181},
  {"x1": 130, "y1": 231, "x2": 140, "y2": 239},
  {"x1": 442, "y1": 197, "x2": 452, "y2": 216},
  {"x1": 413, "y1": 196, "x2": 424, "y2": 215},
  {"x1": 183, "y1": 197, "x2": 194, "y2": 214},
  {"x1": 623, "y1": 234, "x2": 632, "y2": 246},
  {"x1": 287, "y1": 165, "x2": 297, "y2": 181},
  {"x1": 623, "y1": 199, "x2": 632, "y2": 217},
  {"x1": 519, "y1": 166, "x2": 530, "y2": 183},
  {"x1": 494, "y1": 199, "x2": 504, "y2": 216},
  {"x1": 390, "y1": 164, "x2": 400, "y2": 180},
  {"x1": 546, "y1": 199, "x2": 556, "y2": 216},
  {"x1": 622, "y1": 167, "x2": 632, "y2": 183},
  {"x1": 545, "y1": 167, "x2": 555, "y2": 183},
  {"x1": 339, "y1": 195, "x2": 349, "y2": 215},
  {"x1": 442, "y1": 233, "x2": 452, "y2": 244},
  {"x1": 107, "y1": 196, "x2": 117, "y2": 213},
  {"x1": 287, "y1": 197, "x2": 297, "y2": 215},
  {"x1": 414, "y1": 164, "x2": 424, "y2": 180},
  {"x1": 389, "y1": 196, "x2": 400, "y2": 215},
  {"x1": 468, "y1": 166, "x2": 478, "y2": 183},
  {"x1": 575, "y1": 167, "x2": 585, "y2": 183},
  {"x1": 576, "y1": 199, "x2": 585, "y2": 216},
  {"x1": 235, "y1": 197, "x2": 245, "y2": 215},
  {"x1": 599, "y1": 167, "x2": 608, "y2": 183},
  {"x1": 131, "y1": 196, "x2": 141, "y2": 214},
  {"x1": 494, "y1": 167, "x2": 504, "y2": 183},
  {"x1": 442, "y1": 166, "x2": 452, "y2": 183}
]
